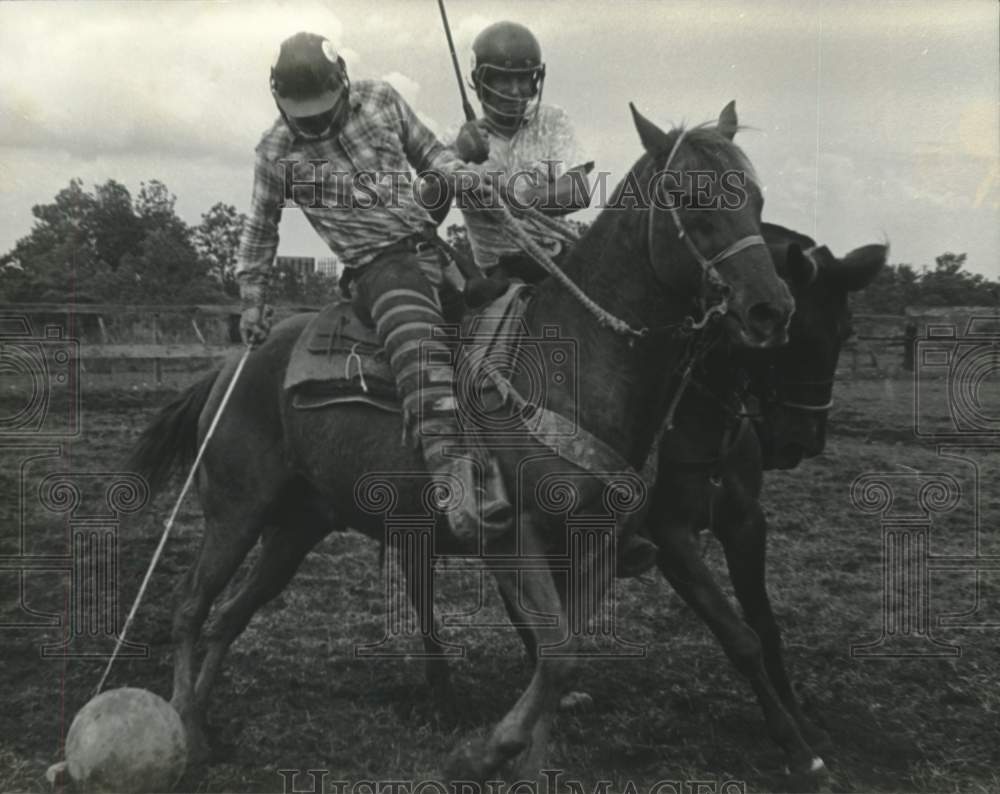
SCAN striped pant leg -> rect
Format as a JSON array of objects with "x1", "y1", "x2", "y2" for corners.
[{"x1": 352, "y1": 253, "x2": 462, "y2": 462}]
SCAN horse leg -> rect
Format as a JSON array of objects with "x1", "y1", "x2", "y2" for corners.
[
  {"x1": 170, "y1": 504, "x2": 264, "y2": 760},
  {"x1": 396, "y1": 533, "x2": 456, "y2": 713},
  {"x1": 498, "y1": 579, "x2": 539, "y2": 663},
  {"x1": 717, "y1": 499, "x2": 830, "y2": 750},
  {"x1": 192, "y1": 496, "x2": 333, "y2": 714},
  {"x1": 653, "y1": 511, "x2": 821, "y2": 776},
  {"x1": 445, "y1": 518, "x2": 581, "y2": 782}
]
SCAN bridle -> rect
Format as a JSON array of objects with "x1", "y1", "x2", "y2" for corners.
[
  {"x1": 500, "y1": 126, "x2": 769, "y2": 343},
  {"x1": 647, "y1": 129, "x2": 768, "y2": 318},
  {"x1": 772, "y1": 377, "x2": 835, "y2": 412}
]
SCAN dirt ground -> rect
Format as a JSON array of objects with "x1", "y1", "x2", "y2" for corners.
[{"x1": 1, "y1": 373, "x2": 998, "y2": 793}]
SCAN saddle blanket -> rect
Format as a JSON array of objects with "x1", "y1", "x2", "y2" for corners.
[{"x1": 284, "y1": 285, "x2": 531, "y2": 413}]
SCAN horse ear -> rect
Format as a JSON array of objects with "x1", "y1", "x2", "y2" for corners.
[
  {"x1": 769, "y1": 243, "x2": 817, "y2": 288},
  {"x1": 629, "y1": 102, "x2": 672, "y2": 155},
  {"x1": 834, "y1": 244, "x2": 888, "y2": 292},
  {"x1": 718, "y1": 100, "x2": 738, "y2": 140}
]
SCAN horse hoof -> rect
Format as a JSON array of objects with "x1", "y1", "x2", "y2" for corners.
[
  {"x1": 782, "y1": 757, "x2": 829, "y2": 793},
  {"x1": 497, "y1": 736, "x2": 529, "y2": 758},
  {"x1": 181, "y1": 721, "x2": 213, "y2": 765},
  {"x1": 45, "y1": 761, "x2": 68, "y2": 787}
]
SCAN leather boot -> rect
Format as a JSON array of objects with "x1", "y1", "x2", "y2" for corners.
[{"x1": 428, "y1": 452, "x2": 513, "y2": 549}]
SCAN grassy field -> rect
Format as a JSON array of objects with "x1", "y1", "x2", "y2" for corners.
[{"x1": 1, "y1": 374, "x2": 998, "y2": 793}]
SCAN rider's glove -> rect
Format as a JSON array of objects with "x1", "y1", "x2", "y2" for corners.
[
  {"x1": 455, "y1": 120, "x2": 490, "y2": 164},
  {"x1": 239, "y1": 283, "x2": 274, "y2": 347}
]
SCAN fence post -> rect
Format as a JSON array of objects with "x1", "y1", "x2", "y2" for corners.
[
  {"x1": 97, "y1": 315, "x2": 109, "y2": 378},
  {"x1": 902, "y1": 322, "x2": 917, "y2": 371},
  {"x1": 151, "y1": 312, "x2": 162, "y2": 385}
]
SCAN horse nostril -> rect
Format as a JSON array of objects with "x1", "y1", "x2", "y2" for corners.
[{"x1": 747, "y1": 302, "x2": 789, "y2": 339}]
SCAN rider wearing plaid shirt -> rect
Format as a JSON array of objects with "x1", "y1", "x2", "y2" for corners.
[
  {"x1": 237, "y1": 31, "x2": 511, "y2": 548},
  {"x1": 237, "y1": 81, "x2": 458, "y2": 280}
]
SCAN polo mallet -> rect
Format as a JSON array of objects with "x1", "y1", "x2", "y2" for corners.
[
  {"x1": 437, "y1": 0, "x2": 476, "y2": 123},
  {"x1": 95, "y1": 342, "x2": 255, "y2": 695}
]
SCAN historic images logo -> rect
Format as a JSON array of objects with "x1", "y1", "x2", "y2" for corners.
[
  {"x1": 850, "y1": 316, "x2": 1000, "y2": 658},
  {"x1": 277, "y1": 770, "x2": 747, "y2": 794},
  {"x1": 275, "y1": 159, "x2": 752, "y2": 214},
  {"x1": 0, "y1": 314, "x2": 150, "y2": 658},
  {"x1": 351, "y1": 317, "x2": 650, "y2": 660}
]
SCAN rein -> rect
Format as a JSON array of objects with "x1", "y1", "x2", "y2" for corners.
[
  {"x1": 773, "y1": 378, "x2": 835, "y2": 412},
  {"x1": 497, "y1": 128, "x2": 760, "y2": 342},
  {"x1": 659, "y1": 336, "x2": 757, "y2": 473},
  {"x1": 497, "y1": 205, "x2": 651, "y2": 338}
]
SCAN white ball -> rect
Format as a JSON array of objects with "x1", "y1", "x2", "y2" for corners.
[{"x1": 65, "y1": 687, "x2": 187, "y2": 793}]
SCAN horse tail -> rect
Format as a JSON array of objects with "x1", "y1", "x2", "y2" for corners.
[{"x1": 126, "y1": 369, "x2": 220, "y2": 500}]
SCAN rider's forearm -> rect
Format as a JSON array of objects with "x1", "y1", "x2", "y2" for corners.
[
  {"x1": 236, "y1": 154, "x2": 285, "y2": 304},
  {"x1": 521, "y1": 173, "x2": 591, "y2": 216},
  {"x1": 236, "y1": 238, "x2": 277, "y2": 304}
]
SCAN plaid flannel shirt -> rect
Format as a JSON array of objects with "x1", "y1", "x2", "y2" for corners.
[{"x1": 236, "y1": 80, "x2": 463, "y2": 300}]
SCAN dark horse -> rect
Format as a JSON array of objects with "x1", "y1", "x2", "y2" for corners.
[
  {"x1": 128, "y1": 103, "x2": 795, "y2": 781},
  {"x1": 646, "y1": 224, "x2": 886, "y2": 775}
]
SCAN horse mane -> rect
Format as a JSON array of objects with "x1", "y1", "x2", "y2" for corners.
[
  {"x1": 673, "y1": 122, "x2": 761, "y2": 187},
  {"x1": 551, "y1": 119, "x2": 763, "y2": 286},
  {"x1": 607, "y1": 121, "x2": 763, "y2": 209}
]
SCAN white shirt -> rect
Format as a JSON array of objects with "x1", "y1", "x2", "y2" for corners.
[{"x1": 446, "y1": 104, "x2": 589, "y2": 269}]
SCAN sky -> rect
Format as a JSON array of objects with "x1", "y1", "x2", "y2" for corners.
[{"x1": 0, "y1": 0, "x2": 997, "y2": 278}]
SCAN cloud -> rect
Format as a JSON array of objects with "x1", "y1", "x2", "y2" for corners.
[
  {"x1": 380, "y1": 72, "x2": 442, "y2": 136},
  {"x1": 0, "y1": 2, "x2": 348, "y2": 163},
  {"x1": 381, "y1": 72, "x2": 421, "y2": 107},
  {"x1": 361, "y1": 12, "x2": 415, "y2": 48}
]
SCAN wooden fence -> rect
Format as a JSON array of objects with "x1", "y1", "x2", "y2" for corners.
[
  {"x1": 3, "y1": 304, "x2": 996, "y2": 383},
  {"x1": 0, "y1": 302, "x2": 322, "y2": 384}
]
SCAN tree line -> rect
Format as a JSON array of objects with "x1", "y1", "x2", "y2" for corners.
[
  {"x1": 0, "y1": 178, "x2": 340, "y2": 305},
  {"x1": 848, "y1": 253, "x2": 999, "y2": 315},
  {"x1": 2, "y1": 178, "x2": 996, "y2": 311}
]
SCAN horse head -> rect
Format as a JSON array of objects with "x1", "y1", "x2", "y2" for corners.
[
  {"x1": 629, "y1": 101, "x2": 793, "y2": 347},
  {"x1": 749, "y1": 225, "x2": 887, "y2": 467}
]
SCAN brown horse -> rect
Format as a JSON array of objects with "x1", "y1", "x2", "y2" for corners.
[
  {"x1": 501, "y1": 224, "x2": 886, "y2": 778},
  {"x1": 127, "y1": 103, "x2": 795, "y2": 781}
]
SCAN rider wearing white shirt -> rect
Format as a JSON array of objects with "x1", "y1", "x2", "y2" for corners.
[{"x1": 447, "y1": 22, "x2": 593, "y2": 283}]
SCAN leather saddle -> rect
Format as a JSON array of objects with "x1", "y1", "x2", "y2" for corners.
[{"x1": 285, "y1": 284, "x2": 532, "y2": 414}]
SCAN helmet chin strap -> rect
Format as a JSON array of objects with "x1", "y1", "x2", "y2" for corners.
[{"x1": 474, "y1": 66, "x2": 544, "y2": 135}]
